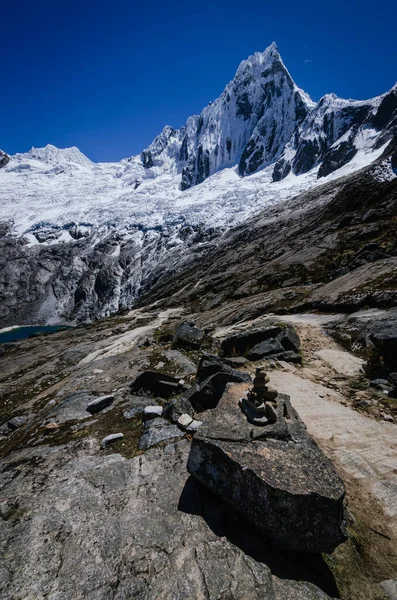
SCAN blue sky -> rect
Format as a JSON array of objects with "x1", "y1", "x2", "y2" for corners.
[{"x1": 2, "y1": 0, "x2": 396, "y2": 162}]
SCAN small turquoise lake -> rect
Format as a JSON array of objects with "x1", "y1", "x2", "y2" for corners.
[{"x1": 0, "y1": 325, "x2": 71, "y2": 344}]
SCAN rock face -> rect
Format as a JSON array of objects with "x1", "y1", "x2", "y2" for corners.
[
  {"x1": 188, "y1": 382, "x2": 346, "y2": 553},
  {"x1": 272, "y1": 85, "x2": 397, "y2": 182}
]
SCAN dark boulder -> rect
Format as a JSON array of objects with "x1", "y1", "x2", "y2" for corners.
[
  {"x1": 278, "y1": 325, "x2": 301, "y2": 353},
  {"x1": 173, "y1": 321, "x2": 204, "y2": 350},
  {"x1": 188, "y1": 382, "x2": 346, "y2": 553},
  {"x1": 220, "y1": 323, "x2": 301, "y2": 362},
  {"x1": 130, "y1": 371, "x2": 187, "y2": 399},
  {"x1": 7, "y1": 415, "x2": 27, "y2": 431},
  {"x1": 221, "y1": 356, "x2": 249, "y2": 367},
  {"x1": 196, "y1": 353, "x2": 249, "y2": 385},
  {"x1": 86, "y1": 394, "x2": 114, "y2": 415},
  {"x1": 370, "y1": 323, "x2": 397, "y2": 373},
  {"x1": 220, "y1": 325, "x2": 282, "y2": 357},
  {"x1": 248, "y1": 338, "x2": 285, "y2": 360}
]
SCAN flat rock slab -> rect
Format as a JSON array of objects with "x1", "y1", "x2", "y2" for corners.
[
  {"x1": 139, "y1": 417, "x2": 184, "y2": 450},
  {"x1": 48, "y1": 390, "x2": 98, "y2": 423},
  {"x1": 143, "y1": 405, "x2": 163, "y2": 419},
  {"x1": 0, "y1": 441, "x2": 334, "y2": 600},
  {"x1": 315, "y1": 349, "x2": 364, "y2": 377},
  {"x1": 188, "y1": 383, "x2": 346, "y2": 553}
]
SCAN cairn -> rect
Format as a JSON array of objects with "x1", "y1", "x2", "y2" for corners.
[{"x1": 239, "y1": 367, "x2": 278, "y2": 425}]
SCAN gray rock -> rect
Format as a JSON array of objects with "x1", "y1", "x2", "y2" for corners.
[
  {"x1": 380, "y1": 579, "x2": 397, "y2": 600},
  {"x1": 277, "y1": 325, "x2": 301, "y2": 353},
  {"x1": 270, "y1": 350, "x2": 302, "y2": 363},
  {"x1": 172, "y1": 321, "x2": 204, "y2": 350},
  {"x1": 273, "y1": 578, "x2": 334, "y2": 599},
  {"x1": 186, "y1": 419, "x2": 203, "y2": 433},
  {"x1": 163, "y1": 395, "x2": 195, "y2": 423},
  {"x1": 196, "y1": 353, "x2": 251, "y2": 386},
  {"x1": 164, "y1": 349, "x2": 197, "y2": 374},
  {"x1": 7, "y1": 415, "x2": 27, "y2": 431},
  {"x1": 101, "y1": 433, "x2": 124, "y2": 447},
  {"x1": 390, "y1": 373, "x2": 397, "y2": 387},
  {"x1": 221, "y1": 325, "x2": 283, "y2": 357},
  {"x1": 220, "y1": 323, "x2": 301, "y2": 362},
  {"x1": 139, "y1": 418, "x2": 184, "y2": 450},
  {"x1": 182, "y1": 354, "x2": 252, "y2": 412},
  {"x1": 370, "y1": 378, "x2": 390, "y2": 388},
  {"x1": 221, "y1": 356, "x2": 249, "y2": 367},
  {"x1": 86, "y1": 394, "x2": 114, "y2": 415},
  {"x1": 186, "y1": 371, "x2": 251, "y2": 412},
  {"x1": 188, "y1": 382, "x2": 346, "y2": 553}
]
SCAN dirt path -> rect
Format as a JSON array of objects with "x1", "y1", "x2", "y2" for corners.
[
  {"x1": 267, "y1": 317, "x2": 397, "y2": 598},
  {"x1": 214, "y1": 313, "x2": 397, "y2": 597}
]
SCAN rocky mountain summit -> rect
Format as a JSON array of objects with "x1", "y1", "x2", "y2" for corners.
[{"x1": 139, "y1": 43, "x2": 396, "y2": 188}]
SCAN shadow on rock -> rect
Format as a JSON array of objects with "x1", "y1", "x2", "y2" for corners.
[{"x1": 178, "y1": 475, "x2": 340, "y2": 598}]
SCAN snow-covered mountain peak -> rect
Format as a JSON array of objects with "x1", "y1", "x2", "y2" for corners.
[
  {"x1": 235, "y1": 41, "x2": 280, "y2": 73},
  {"x1": 14, "y1": 144, "x2": 92, "y2": 167},
  {"x1": 136, "y1": 42, "x2": 316, "y2": 188}
]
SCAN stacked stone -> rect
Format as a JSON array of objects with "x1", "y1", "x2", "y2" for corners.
[{"x1": 239, "y1": 368, "x2": 278, "y2": 426}]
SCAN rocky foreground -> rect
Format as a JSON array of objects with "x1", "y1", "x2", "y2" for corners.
[{"x1": 1, "y1": 305, "x2": 397, "y2": 600}]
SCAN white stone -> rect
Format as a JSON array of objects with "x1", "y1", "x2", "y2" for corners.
[
  {"x1": 101, "y1": 433, "x2": 123, "y2": 447},
  {"x1": 144, "y1": 405, "x2": 163, "y2": 419},
  {"x1": 177, "y1": 414, "x2": 193, "y2": 429},
  {"x1": 186, "y1": 420, "x2": 203, "y2": 433}
]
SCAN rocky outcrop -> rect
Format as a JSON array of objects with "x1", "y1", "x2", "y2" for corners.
[
  {"x1": 188, "y1": 380, "x2": 347, "y2": 553},
  {"x1": 0, "y1": 149, "x2": 10, "y2": 169}
]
